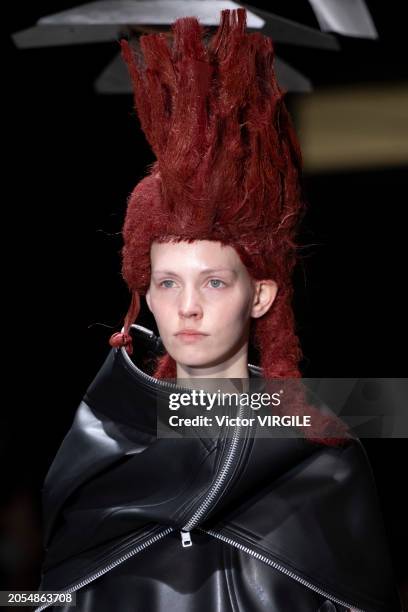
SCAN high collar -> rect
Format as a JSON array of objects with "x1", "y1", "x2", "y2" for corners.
[{"x1": 120, "y1": 323, "x2": 264, "y2": 394}]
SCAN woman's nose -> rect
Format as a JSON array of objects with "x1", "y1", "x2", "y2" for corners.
[{"x1": 178, "y1": 288, "x2": 203, "y2": 318}]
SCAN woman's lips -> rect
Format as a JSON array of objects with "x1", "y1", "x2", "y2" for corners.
[{"x1": 175, "y1": 332, "x2": 208, "y2": 342}]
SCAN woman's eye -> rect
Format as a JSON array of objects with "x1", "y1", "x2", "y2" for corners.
[
  {"x1": 208, "y1": 279, "x2": 226, "y2": 288},
  {"x1": 159, "y1": 280, "x2": 175, "y2": 288},
  {"x1": 158, "y1": 279, "x2": 226, "y2": 289}
]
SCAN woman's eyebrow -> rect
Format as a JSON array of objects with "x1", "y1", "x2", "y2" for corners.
[{"x1": 152, "y1": 268, "x2": 237, "y2": 276}]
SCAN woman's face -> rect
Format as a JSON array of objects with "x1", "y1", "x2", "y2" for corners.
[{"x1": 145, "y1": 240, "x2": 274, "y2": 370}]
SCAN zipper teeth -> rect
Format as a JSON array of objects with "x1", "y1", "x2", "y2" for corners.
[
  {"x1": 199, "y1": 527, "x2": 366, "y2": 612},
  {"x1": 182, "y1": 401, "x2": 247, "y2": 531},
  {"x1": 120, "y1": 324, "x2": 261, "y2": 393},
  {"x1": 35, "y1": 524, "x2": 366, "y2": 612},
  {"x1": 33, "y1": 526, "x2": 174, "y2": 612}
]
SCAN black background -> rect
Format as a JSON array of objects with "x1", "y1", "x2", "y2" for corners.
[{"x1": 4, "y1": 0, "x2": 408, "y2": 601}]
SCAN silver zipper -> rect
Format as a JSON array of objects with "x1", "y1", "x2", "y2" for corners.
[
  {"x1": 34, "y1": 524, "x2": 365, "y2": 612},
  {"x1": 199, "y1": 527, "x2": 366, "y2": 612},
  {"x1": 179, "y1": 397, "x2": 248, "y2": 546},
  {"x1": 33, "y1": 526, "x2": 174, "y2": 612}
]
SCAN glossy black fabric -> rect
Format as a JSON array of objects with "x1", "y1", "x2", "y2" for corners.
[{"x1": 36, "y1": 326, "x2": 402, "y2": 612}]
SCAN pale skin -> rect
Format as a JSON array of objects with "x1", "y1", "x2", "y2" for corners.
[{"x1": 145, "y1": 240, "x2": 277, "y2": 387}]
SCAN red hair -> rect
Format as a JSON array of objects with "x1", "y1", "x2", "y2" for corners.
[{"x1": 110, "y1": 8, "x2": 351, "y2": 447}]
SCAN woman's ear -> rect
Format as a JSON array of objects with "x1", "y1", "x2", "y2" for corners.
[{"x1": 251, "y1": 280, "x2": 278, "y2": 318}]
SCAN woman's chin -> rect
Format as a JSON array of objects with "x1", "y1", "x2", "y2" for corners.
[{"x1": 175, "y1": 351, "x2": 227, "y2": 371}]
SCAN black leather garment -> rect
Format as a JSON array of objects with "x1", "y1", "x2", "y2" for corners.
[{"x1": 35, "y1": 325, "x2": 402, "y2": 612}]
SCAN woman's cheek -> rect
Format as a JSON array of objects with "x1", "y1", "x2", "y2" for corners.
[{"x1": 150, "y1": 291, "x2": 176, "y2": 314}]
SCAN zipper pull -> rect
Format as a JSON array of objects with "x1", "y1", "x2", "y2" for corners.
[{"x1": 180, "y1": 530, "x2": 193, "y2": 547}]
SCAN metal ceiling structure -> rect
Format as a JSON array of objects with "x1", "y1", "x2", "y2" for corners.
[{"x1": 11, "y1": 0, "x2": 377, "y2": 93}]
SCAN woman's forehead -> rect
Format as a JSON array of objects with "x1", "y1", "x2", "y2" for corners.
[{"x1": 150, "y1": 240, "x2": 241, "y2": 266}]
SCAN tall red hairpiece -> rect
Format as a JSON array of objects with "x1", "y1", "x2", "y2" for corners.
[{"x1": 110, "y1": 8, "x2": 351, "y2": 447}]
